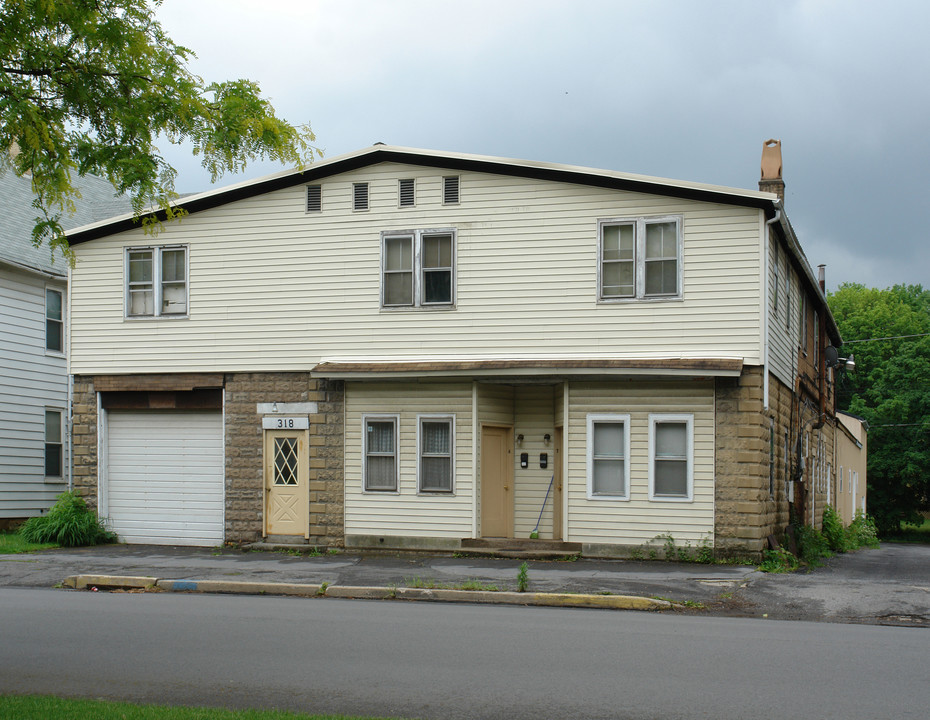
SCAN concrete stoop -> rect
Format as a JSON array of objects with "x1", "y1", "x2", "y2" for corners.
[
  {"x1": 458, "y1": 538, "x2": 583, "y2": 560},
  {"x1": 61, "y1": 574, "x2": 672, "y2": 612}
]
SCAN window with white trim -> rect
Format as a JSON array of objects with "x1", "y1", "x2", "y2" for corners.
[
  {"x1": 125, "y1": 246, "x2": 188, "y2": 317},
  {"x1": 773, "y1": 242, "x2": 779, "y2": 315},
  {"x1": 381, "y1": 229, "x2": 455, "y2": 308},
  {"x1": 649, "y1": 414, "x2": 693, "y2": 501},
  {"x1": 45, "y1": 288, "x2": 63, "y2": 353},
  {"x1": 45, "y1": 409, "x2": 62, "y2": 477},
  {"x1": 599, "y1": 216, "x2": 682, "y2": 300},
  {"x1": 418, "y1": 416, "x2": 454, "y2": 493},
  {"x1": 363, "y1": 416, "x2": 398, "y2": 492},
  {"x1": 586, "y1": 414, "x2": 630, "y2": 499}
]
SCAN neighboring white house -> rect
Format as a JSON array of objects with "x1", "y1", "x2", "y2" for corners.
[
  {"x1": 64, "y1": 144, "x2": 844, "y2": 555},
  {"x1": 0, "y1": 168, "x2": 128, "y2": 524}
]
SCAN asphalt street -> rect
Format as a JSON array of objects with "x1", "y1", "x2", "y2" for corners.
[{"x1": 1, "y1": 542, "x2": 928, "y2": 625}]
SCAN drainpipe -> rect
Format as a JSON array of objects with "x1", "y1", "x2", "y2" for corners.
[
  {"x1": 762, "y1": 210, "x2": 782, "y2": 411},
  {"x1": 67, "y1": 375, "x2": 74, "y2": 492}
]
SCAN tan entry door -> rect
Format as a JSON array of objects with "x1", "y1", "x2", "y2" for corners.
[
  {"x1": 481, "y1": 425, "x2": 513, "y2": 538},
  {"x1": 264, "y1": 430, "x2": 309, "y2": 537}
]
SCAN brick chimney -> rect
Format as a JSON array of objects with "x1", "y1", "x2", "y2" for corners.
[{"x1": 759, "y1": 139, "x2": 785, "y2": 203}]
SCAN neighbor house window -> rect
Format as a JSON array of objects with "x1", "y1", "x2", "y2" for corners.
[
  {"x1": 125, "y1": 246, "x2": 188, "y2": 318},
  {"x1": 45, "y1": 409, "x2": 62, "y2": 477},
  {"x1": 45, "y1": 288, "x2": 63, "y2": 353},
  {"x1": 442, "y1": 176, "x2": 459, "y2": 205},
  {"x1": 773, "y1": 242, "x2": 779, "y2": 315},
  {"x1": 586, "y1": 414, "x2": 630, "y2": 499},
  {"x1": 363, "y1": 416, "x2": 398, "y2": 492},
  {"x1": 399, "y1": 178, "x2": 415, "y2": 207},
  {"x1": 418, "y1": 416, "x2": 454, "y2": 493},
  {"x1": 599, "y1": 216, "x2": 681, "y2": 300},
  {"x1": 649, "y1": 414, "x2": 693, "y2": 501},
  {"x1": 381, "y1": 229, "x2": 455, "y2": 308}
]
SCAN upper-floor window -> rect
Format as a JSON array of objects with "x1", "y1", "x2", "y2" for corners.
[
  {"x1": 306, "y1": 185, "x2": 322, "y2": 212},
  {"x1": 442, "y1": 176, "x2": 460, "y2": 205},
  {"x1": 126, "y1": 246, "x2": 188, "y2": 318},
  {"x1": 598, "y1": 216, "x2": 682, "y2": 301},
  {"x1": 353, "y1": 182, "x2": 369, "y2": 211},
  {"x1": 773, "y1": 243, "x2": 779, "y2": 315},
  {"x1": 381, "y1": 229, "x2": 455, "y2": 308},
  {"x1": 45, "y1": 409, "x2": 62, "y2": 477},
  {"x1": 399, "y1": 178, "x2": 415, "y2": 207},
  {"x1": 45, "y1": 288, "x2": 63, "y2": 353}
]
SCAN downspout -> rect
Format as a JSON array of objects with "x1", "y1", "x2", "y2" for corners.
[
  {"x1": 763, "y1": 210, "x2": 781, "y2": 411},
  {"x1": 66, "y1": 264, "x2": 74, "y2": 492}
]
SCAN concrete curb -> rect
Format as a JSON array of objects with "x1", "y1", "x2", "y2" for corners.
[{"x1": 62, "y1": 575, "x2": 673, "y2": 611}]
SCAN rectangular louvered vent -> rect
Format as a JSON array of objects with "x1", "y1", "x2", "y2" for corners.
[
  {"x1": 353, "y1": 182, "x2": 369, "y2": 211},
  {"x1": 306, "y1": 185, "x2": 322, "y2": 212},
  {"x1": 399, "y1": 178, "x2": 415, "y2": 207},
  {"x1": 442, "y1": 176, "x2": 459, "y2": 205}
]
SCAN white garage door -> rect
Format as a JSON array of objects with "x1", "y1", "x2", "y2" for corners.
[{"x1": 106, "y1": 410, "x2": 224, "y2": 546}]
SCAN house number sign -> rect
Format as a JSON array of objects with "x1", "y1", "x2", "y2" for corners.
[{"x1": 262, "y1": 416, "x2": 309, "y2": 430}]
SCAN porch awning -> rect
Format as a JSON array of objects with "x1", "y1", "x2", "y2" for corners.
[{"x1": 310, "y1": 358, "x2": 744, "y2": 380}]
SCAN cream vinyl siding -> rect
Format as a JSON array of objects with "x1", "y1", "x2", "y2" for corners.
[
  {"x1": 566, "y1": 380, "x2": 715, "y2": 545},
  {"x1": 513, "y1": 386, "x2": 556, "y2": 538},
  {"x1": 70, "y1": 163, "x2": 764, "y2": 374},
  {"x1": 0, "y1": 266, "x2": 68, "y2": 517},
  {"x1": 345, "y1": 382, "x2": 473, "y2": 537}
]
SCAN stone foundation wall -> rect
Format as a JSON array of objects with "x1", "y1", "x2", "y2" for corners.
[
  {"x1": 71, "y1": 376, "x2": 98, "y2": 511},
  {"x1": 224, "y1": 373, "x2": 344, "y2": 545},
  {"x1": 715, "y1": 368, "x2": 796, "y2": 557}
]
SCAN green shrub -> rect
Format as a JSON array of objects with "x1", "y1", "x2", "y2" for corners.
[
  {"x1": 847, "y1": 510, "x2": 881, "y2": 549},
  {"x1": 822, "y1": 505, "x2": 851, "y2": 553},
  {"x1": 19, "y1": 492, "x2": 117, "y2": 547},
  {"x1": 795, "y1": 523, "x2": 832, "y2": 567},
  {"x1": 758, "y1": 546, "x2": 799, "y2": 573}
]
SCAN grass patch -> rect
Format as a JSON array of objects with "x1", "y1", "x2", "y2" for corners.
[
  {"x1": 0, "y1": 695, "x2": 392, "y2": 719},
  {"x1": 0, "y1": 531, "x2": 57, "y2": 554},
  {"x1": 402, "y1": 576, "x2": 500, "y2": 592},
  {"x1": 19, "y1": 491, "x2": 116, "y2": 547}
]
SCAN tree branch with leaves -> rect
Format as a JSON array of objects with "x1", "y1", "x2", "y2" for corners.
[{"x1": 0, "y1": 0, "x2": 320, "y2": 261}]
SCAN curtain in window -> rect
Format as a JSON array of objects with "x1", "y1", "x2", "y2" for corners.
[
  {"x1": 601, "y1": 224, "x2": 635, "y2": 297},
  {"x1": 128, "y1": 250, "x2": 154, "y2": 315},
  {"x1": 644, "y1": 221, "x2": 678, "y2": 296},
  {"x1": 366, "y1": 421, "x2": 396, "y2": 490},
  {"x1": 421, "y1": 421, "x2": 452, "y2": 491},
  {"x1": 384, "y1": 236, "x2": 413, "y2": 305}
]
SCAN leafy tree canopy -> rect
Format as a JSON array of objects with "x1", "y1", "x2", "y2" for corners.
[
  {"x1": 0, "y1": 0, "x2": 320, "y2": 261},
  {"x1": 829, "y1": 283, "x2": 930, "y2": 533}
]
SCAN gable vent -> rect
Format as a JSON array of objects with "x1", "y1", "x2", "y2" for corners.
[
  {"x1": 399, "y1": 178, "x2": 415, "y2": 207},
  {"x1": 353, "y1": 182, "x2": 369, "y2": 211},
  {"x1": 306, "y1": 185, "x2": 322, "y2": 212},
  {"x1": 442, "y1": 176, "x2": 460, "y2": 205}
]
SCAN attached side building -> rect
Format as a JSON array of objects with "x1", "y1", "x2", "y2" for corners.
[{"x1": 66, "y1": 145, "x2": 842, "y2": 554}]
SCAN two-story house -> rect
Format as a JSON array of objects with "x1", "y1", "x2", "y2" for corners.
[
  {"x1": 0, "y1": 167, "x2": 128, "y2": 525},
  {"x1": 65, "y1": 143, "x2": 842, "y2": 556}
]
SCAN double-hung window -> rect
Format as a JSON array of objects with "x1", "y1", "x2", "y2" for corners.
[
  {"x1": 649, "y1": 414, "x2": 693, "y2": 501},
  {"x1": 599, "y1": 216, "x2": 682, "y2": 301},
  {"x1": 45, "y1": 409, "x2": 62, "y2": 477},
  {"x1": 126, "y1": 246, "x2": 188, "y2": 318},
  {"x1": 418, "y1": 416, "x2": 454, "y2": 493},
  {"x1": 45, "y1": 288, "x2": 63, "y2": 353},
  {"x1": 586, "y1": 414, "x2": 630, "y2": 499},
  {"x1": 363, "y1": 416, "x2": 398, "y2": 492},
  {"x1": 381, "y1": 229, "x2": 455, "y2": 308}
]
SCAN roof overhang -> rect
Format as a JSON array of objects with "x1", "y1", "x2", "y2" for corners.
[
  {"x1": 311, "y1": 357, "x2": 744, "y2": 380},
  {"x1": 66, "y1": 145, "x2": 778, "y2": 245}
]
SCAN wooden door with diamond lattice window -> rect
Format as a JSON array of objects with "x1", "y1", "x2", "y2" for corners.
[{"x1": 263, "y1": 430, "x2": 309, "y2": 537}]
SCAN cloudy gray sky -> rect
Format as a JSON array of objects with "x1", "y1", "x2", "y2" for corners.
[{"x1": 155, "y1": 0, "x2": 929, "y2": 291}]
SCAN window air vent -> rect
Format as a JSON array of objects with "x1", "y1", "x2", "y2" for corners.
[
  {"x1": 399, "y1": 178, "x2": 415, "y2": 207},
  {"x1": 306, "y1": 185, "x2": 322, "y2": 212},
  {"x1": 353, "y1": 182, "x2": 369, "y2": 211},
  {"x1": 442, "y1": 176, "x2": 459, "y2": 205}
]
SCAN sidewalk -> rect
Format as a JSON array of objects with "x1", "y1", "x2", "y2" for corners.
[{"x1": 0, "y1": 544, "x2": 756, "y2": 612}]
